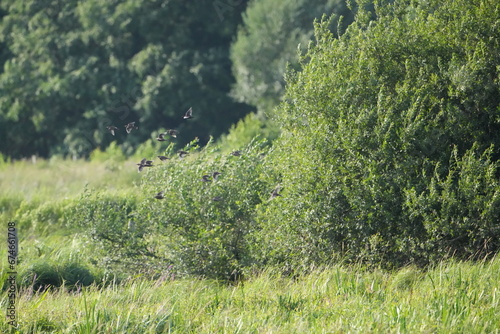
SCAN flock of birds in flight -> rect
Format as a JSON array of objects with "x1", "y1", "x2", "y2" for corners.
[{"x1": 105, "y1": 107, "x2": 282, "y2": 201}]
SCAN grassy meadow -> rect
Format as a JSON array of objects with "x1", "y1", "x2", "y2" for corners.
[{"x1": 1, "y1": 158, "x2": 500, "y2": 333}]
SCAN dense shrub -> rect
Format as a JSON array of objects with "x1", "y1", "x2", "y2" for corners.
[
  {"x1": 72, "y1": 188, "x2": 151, "y2": 273},
  {"x1": 78, "y1": 138, "x2": 268, "y2": 279},
  {"x1": 18, "y1": 261, "x2": 96, "y2": 291},
  {"x1": 255, "y1": 0, "x2": 500, "y2": 269}
]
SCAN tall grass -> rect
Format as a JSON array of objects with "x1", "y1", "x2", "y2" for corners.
[
  {"x1": 0, "y1": 157, "x2": 140, "y2": 200},
  {"x1": 0, "y1": 156, "x2": 142, "y2": 238},
  {"x1": 1, "y1": 159, "x2": 499, "y2": 332},
  {"x1": 1, "y1": 258, "x2": 499, "y2": 333}
]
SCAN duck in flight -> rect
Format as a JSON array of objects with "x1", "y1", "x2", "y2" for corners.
[
  {"x1": 154, "y1": 191, "x2": 165, "y2": 200},
  {"x1": 270, "y1": 185, "x2": 282, "y2": 199},
  {"x1": 166, "y1": 129, "x2": 179, "y2": 138},
  {"x1": 178, "y1": 150, "x2": 189, "y2": 158},
  {"x1": 156, "y1": 132, "x2": 167, "y2": 141}
]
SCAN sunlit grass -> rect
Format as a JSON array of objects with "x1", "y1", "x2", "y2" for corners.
[
  {"x1": 1, "y1": 158, "x2": 499, "y2": 333},
  {"x1": 0, "y1": 157, "x2": 141, "y2": 200},
  {"x1": 1, "y1": 258, "x2": 499, "y2": 333}
]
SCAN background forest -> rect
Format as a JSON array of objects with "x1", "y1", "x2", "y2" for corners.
[{"x1": 1, "y1": 0, "x2": 500, "y2": 332}]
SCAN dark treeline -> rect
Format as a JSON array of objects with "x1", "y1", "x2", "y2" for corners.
[
  {"x1": 0, "y1": 0, "x2": 353, "y2": 159},
  {"x1": 0, "y1": 0, "x2": 252, "y2": 158}
]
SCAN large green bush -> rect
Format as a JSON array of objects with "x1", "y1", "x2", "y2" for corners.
[
  {"x1": 78, "y1": 139, "x2": 268, "y2": 279},
  {"x1": 134, "y1": 138, "x2": 268, "y2": 279},
  {"x1": 255, "y1": 0, "x2": 500, "y2": 269}
]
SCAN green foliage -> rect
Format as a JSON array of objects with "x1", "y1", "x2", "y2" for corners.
[
  {"x1": 231, "y1": 0, "x2": 354, "y2": 112},
  {"x1": 19, "y1": 261, "x2": 62, "y2": 291},
  {"x1": 0, "y1": 0, "x2": 251, "y2": 158},
  {"x1": 218, "y1": 112, "x2": 280, "y2": 152},
  {"x1": 0, "y1": 152, "x2": 9, "y2": 169},
  {"x1": 258, "y1": 0, "x2": 500, "y2": 268},
  {"x1": 89, "y1": 141, "x2": 126, "y2": 163},
  {"x1": 13, "y1": 198, "x2": 73, "y2": 234},
  {"x1": 18, "y1": 260, "x2": 95, "y2": 291},
  {"x1": 71, "y1": 189, "x2": 152, "y2": 273},
  {"x1": 76, "y1": 138, "x2": 268, "y2": 279},
  {"x1": 132, "y1": 138, "x2": 161, "y2": 162},
  {"x1": 405, "y1": 145, "x2": 500, "y2": 259}
]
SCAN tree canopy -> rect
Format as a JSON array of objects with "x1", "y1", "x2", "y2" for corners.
[
  {"x1": 230, "y1": 0, "x2": 354, "y2": 113},
  {"x1": 0, "y1": 0, "x2": 251, "y2": 158}
]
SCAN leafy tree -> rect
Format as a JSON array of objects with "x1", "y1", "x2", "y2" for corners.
[
  {"x1": 230, "y1": 0, "x2": 354, "y2": 113},
  {"x1": 255, "y1": 0, "x2": 500, "y2": 269},
  {"x1": 0, "y1": 0, "x2": 251, "y2": 158}
]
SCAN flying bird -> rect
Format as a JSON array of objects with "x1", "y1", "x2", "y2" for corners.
[
  {"x1": 166, "y1": 129, "x2": 179, "y2": 138},
  {"x1": 106, "y1": 126, "x2": 118, "y2": 136},
  {"x1": 183, "y1": 107, "x2": 193, "y2": 120},
  {"x1": 154, "y1": 191, "x2": 165, "y2": 200},
  {"x1": 125, "y1": 122, "x2": 138, "y2": 134},
  {"x1": 156, "y1": 133, "x2": 167, "y2": 141},
  {"x1": 201, "y1": 175, "x2": 211, "y2": 182},
  {"x1": 212, "y1": 171, "x2": 221, "y2": 180},
  {"x1": 230, "y1": 150, "x2": 242, "y2": 157},
  {"x1": 212, "y1": 196, "x2": 223, "y2": 202},
  {"x1": 136, "y1": 158, "x2": 153, "y2": 172},
  {"x1": 178, "y1": 150, "x2": 189, "y2": 158},
  {"x1": 158, "y1": 155, "x2": 170, "y2": 161},
  {"x1": 270, "y1": 185, "x2": 282, "y2": 199}
]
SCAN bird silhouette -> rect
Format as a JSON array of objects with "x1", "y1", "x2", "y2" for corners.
[
  {"x1": 270, "y1": 185, "x2": 282, "y2": 199},
  {"x1": 212, "y1": 171, "x2": 221, "y2": 180},
  {"x1": 183, "y1": 107, "x2": 193, "y2": 119},
  {"x1": 136, "y1": 158, "x2": 153, "y2": 172},
  {"x1": 166, "y1": 129, "x2": 179, "y2": 138},
  {"x1": 230, "y1": 150, "x2": 242, "y2": 156},
  {"x1": 156, "y1": 133, "x2": 167, "y2": 141},
  {"x1": 125, "y1": 122, "x2": 138, "y2": 134},
  {"x1": 201, "y1": 175, "x2": 211, "y2": 182},
  {"x1": 106, "y1": 126, "x2": 118, "y2": 136},
  {"x1": 154, "y1": 191, "x2": 165, "y2": 200},
  {"x1": 157, "y1": 155, "x2": 170, "y2": 161},
  {"x1": 178, "y1": 150, "x2": 189, "y2": 158}
]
